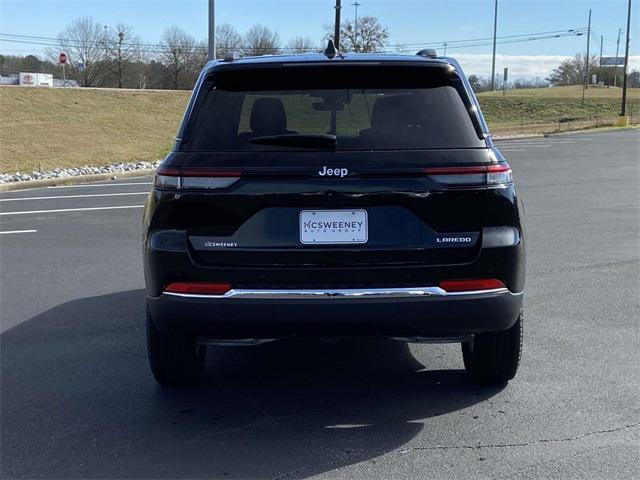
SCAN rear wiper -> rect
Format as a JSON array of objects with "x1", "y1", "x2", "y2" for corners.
[{"x1": 250, "y1": 134, "x2": 337, "y2": 150}]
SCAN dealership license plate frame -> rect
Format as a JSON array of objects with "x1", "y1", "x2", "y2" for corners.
[{"x1": 300, "y1": 209, "x2": 368, "y2": 245}]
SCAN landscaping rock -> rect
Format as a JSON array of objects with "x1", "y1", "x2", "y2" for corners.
[{"x1": 0, "y1": 161, "x2": 160, "y2": 184}]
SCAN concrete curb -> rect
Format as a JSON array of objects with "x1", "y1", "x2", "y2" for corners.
[
  {"x1": 0, "y1": 169, "x2": 155, "y2": 192},
  {"x1": 1, "y1": 126, "x2": 637, "y2": 193},
  {"x1": 494, "y1": 124, "x2": 639, "y2": 140},
  {"x1": 493, "y1": 133, "x2": 545, "y2": 140},
  {"x1": 541, "y1": 124, "x2": 639, "y2": 137}
]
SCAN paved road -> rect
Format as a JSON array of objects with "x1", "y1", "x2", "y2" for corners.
[{"x1": 1, "y1": 130, "x2": 639, "y2": 479}]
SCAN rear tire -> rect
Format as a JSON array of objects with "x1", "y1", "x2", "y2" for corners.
[
  {"x1": 146, "y1": 307, "x2": 206, "y2": 387},
  {"x1": 462, "y1": 310, "x2": 523, "y2": 384}
]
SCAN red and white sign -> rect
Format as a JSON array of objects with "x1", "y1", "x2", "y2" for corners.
[
  {"x1": 19, "y1": 72, "x2": 53, "y2": 87},
  {"x1": 59, "y1": 52, "x2": 67, "y2": 64}
]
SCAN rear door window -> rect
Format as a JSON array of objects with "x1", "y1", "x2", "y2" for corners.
[{"x1": 182, "y1": 65, "x2": 484, "y2": 151}]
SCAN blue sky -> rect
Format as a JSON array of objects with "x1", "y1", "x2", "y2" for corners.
[{"x1": 1, "y1": 0, "x2": 638, "y2": 78}]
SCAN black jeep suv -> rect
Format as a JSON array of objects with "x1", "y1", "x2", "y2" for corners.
[{"x1": 143, "y1": 49, "x2": 525, "y2": 387}]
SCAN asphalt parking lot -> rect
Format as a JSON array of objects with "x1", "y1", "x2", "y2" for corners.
[{"x1": 1, "y1": 129, "x2": 639, "y2": 479}]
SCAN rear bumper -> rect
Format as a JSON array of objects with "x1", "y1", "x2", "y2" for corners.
[{"x1": 147, "y1": 286, "x2": 523, "y2": 339}]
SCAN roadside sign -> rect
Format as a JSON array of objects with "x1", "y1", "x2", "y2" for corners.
[
  {"x1": 59, "y1": 53, "x2": 68, "y2": 88},
  {"x1": 20, "y1": 73, "x2": 35, "y2": 85},
  {"x1": 19, "y1": 72, "x2": 53, "y2": 87},
  {"x1": 502, "y1": 67, "x2": 508, "y2": 96},
  {"x1": 600, "y1": 56, "x2": 624, "y2": 67}
]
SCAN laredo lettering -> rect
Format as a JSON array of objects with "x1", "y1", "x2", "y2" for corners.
[{"x1": 436, "y1": 237, "x2": 472, "y2": 243}]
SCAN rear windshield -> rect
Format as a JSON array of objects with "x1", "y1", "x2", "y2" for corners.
[{"x1": 182, "y1": 65, "x2": 484, "y2": 151}]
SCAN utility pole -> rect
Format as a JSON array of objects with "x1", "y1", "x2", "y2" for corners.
[
  {"x1": 582, "y1": 9, "x2": 591, "y2": 107},
  {"x1": 490, "y1": 0, "x2": 498, "y2": 90},
  {"x1": 352, "y1": 2, "x2": 361, "y2": 52},
  {"x1": 117, "y1": 31, "x2": 124, "y2": 88},
  {"x1": 599, "y1": 35, "x2": 603, "y2": 67},
  {"x1": 334, "y1": 0, "x2": 342, "y2": 51},
  {"x1": 614, "y1": 28, "x2": 622, "y2": 87},
  {"x1": 208, "y1": 0, "x2": 216, "y2": 60},
  {"x1": 443, "y1": 42, "x2": 447, "y2": 56},
  {"x1": 103, "y1": 25, "x2": 108, "y2": 87},
  {"x1": 620, "y1": 0, "x2": 632, "y2": 117}
]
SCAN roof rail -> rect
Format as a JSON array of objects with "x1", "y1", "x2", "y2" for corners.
[
  {"x1": 223, "y1": 51, "x2": 241, "y2": 62},
  {"x1": 416, "y1": 49, "x2": 438, "y2": 58}
]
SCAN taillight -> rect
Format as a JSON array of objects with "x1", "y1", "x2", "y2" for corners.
[
  {"x1": 424, "y1": 163, "x2": 512, "y2": 186},
  {"x1": 164, "y1": 282, "x2": 232, "y2": 295},
  {"x1": 486, "y1": 164, "x2": 513, "y2": 185},
  {"x1": 439, "y1": 278, "x2": 506, "y2": 292},
  {"x1": 155, "y1": 166, "x2": 241, "y2": 191}
]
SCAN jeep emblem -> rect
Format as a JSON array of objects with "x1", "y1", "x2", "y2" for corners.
[{"x1": 318, "y1": 166, "x2": 349, "y2": 177}]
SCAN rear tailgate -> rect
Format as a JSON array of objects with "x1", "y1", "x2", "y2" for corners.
[{"x1": 151, "y1": 149, "x2": 491, "y2": 268}]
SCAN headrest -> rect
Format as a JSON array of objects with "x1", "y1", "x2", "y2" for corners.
[
  {"x1": 370, "y1": 95, "x2": 413, "y2": 130},
  {"x1": 250, "y1": 97, "x2": 288, "y2": 134}
]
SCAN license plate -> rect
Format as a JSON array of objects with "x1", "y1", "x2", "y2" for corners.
[{"x1": 300, "y1": 210, "x2": 368, "y2": 244}]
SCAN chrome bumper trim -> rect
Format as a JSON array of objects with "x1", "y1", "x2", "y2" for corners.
[
  {"x1": 163, "y1": 286, "x2": 509, "y2": 299},
  {"x1": 196, "y1": 338, "x2": 276, "y2": 346}
]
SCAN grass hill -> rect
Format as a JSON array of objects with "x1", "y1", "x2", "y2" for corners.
[
  {"x1": 1, "y1": 85, "x2": 638, "y2": 173},
  {"x1": 477, "y1": 85, "x2": 639, "y2": 132},
  {"x1": 0, "y1": 87, "x2": 190, "y2": 173}
]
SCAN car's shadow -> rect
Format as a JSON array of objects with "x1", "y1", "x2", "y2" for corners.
[{"x1": 1, "y1": 289, "x2": 503, "y2": 479}]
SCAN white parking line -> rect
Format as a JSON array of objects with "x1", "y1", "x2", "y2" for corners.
[
  {"x1": 0, "y1": 229, "x2": 38, "y2": 235},
  {"x1": 0, "y1": 192, "x2": 149, "y2": 202},
  {"x1": 498, "y1": 144, "x2": 554, "y2": 148},
  {"x1": 46, "y1": 182, "x2": 152, "y2": 189},
  {"x1": 497, "y1": 141, "x2": 576, "y2": 146},
  {"x1": 0, "y1": 205, "x2": 144, "y2": 216}
]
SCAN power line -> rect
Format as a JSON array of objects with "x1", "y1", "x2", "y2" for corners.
[
  {"x1": 386, "y1": 28, "x2": 587, "y2": 48},
  {"x1": 0, "y1": 27, "x2": 588, "y2": 56},
  {"x1": 0, "y1": 27, "x2": 588, "y2": 49},
  {"x1": 0, "y1": 32, "x2": 199, "y2": 51},
  {"x1": 383, "y1": 30, "x2": 587, "y2": 53}
]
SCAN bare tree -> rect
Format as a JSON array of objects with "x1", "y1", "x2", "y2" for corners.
[
  {"x1": 547, "y1": 54, "x2": 599, "y2": 86},
  {"x1": 189, "y1": 40, "x2": 209, "y2": 82},
  {"x1": 52, "y1": 17, "x2": 106, "y2": 87},
  {"x1": 324, "y1": 15, "x2": 389, "y2": 53},
  {"x1": 160, "y1": 26, "x2": 199, "y2": 89},
  {"x1": 468, "y1": 74, "x2": 492, "y2": 92},
  {"x1": 243, "y1": 25, "x2": 281, "y2": 56},
  {"x1": 107, "y1": 23, "x2": 140, "y2": 88},
  {"x1": 216, "y1": 24, "x2": 242, "y2": 59},
  {"x1": 285, "y1": 36, "x2": 316, "y2": 54}
]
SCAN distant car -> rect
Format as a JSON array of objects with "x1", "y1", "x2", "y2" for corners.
[{"x1": 142, "y1": 46, "x2": 525, "y2": 387}]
